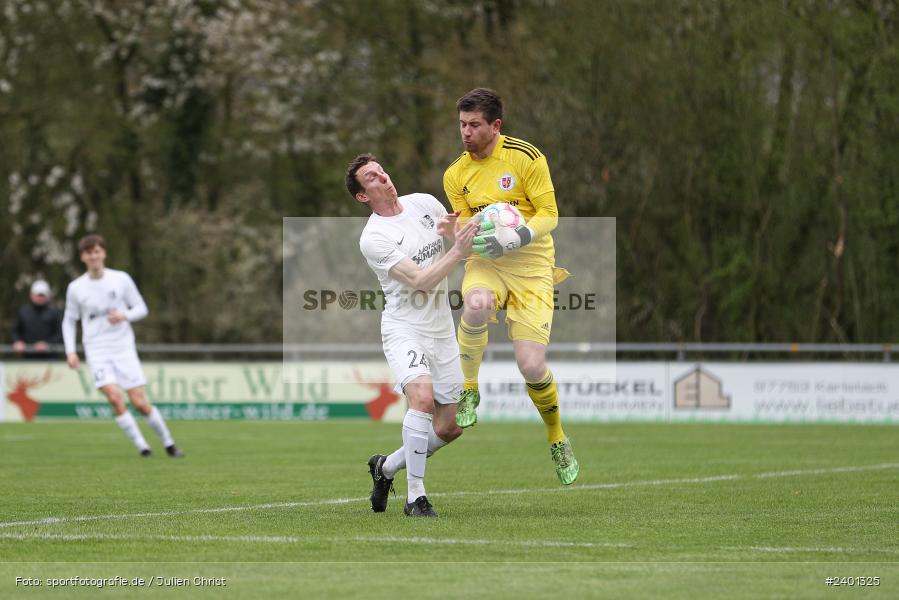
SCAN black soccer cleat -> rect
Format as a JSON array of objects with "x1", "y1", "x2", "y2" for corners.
[
  {"x1": 404, "y1": 495, "x2": 438, "y2": 518},
  {"x1": 367, "y1": 454, "x2": 394, "y2": 512},
  {"x1": 140, "y1": 448, "x2": 152, "y2": 458},
  {"x1": 165, "y1": 445, "x2": 185, "y2": 458}
]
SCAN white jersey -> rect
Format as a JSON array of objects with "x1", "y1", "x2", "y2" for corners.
[
  {"x1": 360, "y1": 193, "x2": 454, "y2": 338},
  {"x1": 62, "y1": 268, "x2": 148, "y2": 359}
]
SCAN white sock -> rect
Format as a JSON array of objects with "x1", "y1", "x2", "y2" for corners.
[
  {"x1": 427, "y1": 426, "x2": 449, "y2": 457},
  {"x1": 115, "y1": 412, "x2": 150, "y2": 451},
  {"x1": 383, "y1": 423, "x2": 448, "y2": 478},
  {"x1": 144, "y1": 406, "x2": 175, "y2": 447},
  {"x1": 402, "y1": 409, "x2": 431, "y2": 503},
  {"x1": 383, "y1": 447, "x2": 405, "y2": 480}
]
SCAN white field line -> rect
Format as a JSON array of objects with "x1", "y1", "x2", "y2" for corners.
[
  {"x1": 0, "y1": 532, "x2": 299, "y2": 543},
  {"x1": 728, "y1": 545, "x2": 899, "y2": 556},
  {"x1": 753, "y1": 464, "x2": 899, "y2": 478},
  {"x1": 356, "y1": 536, "x2": 634, "y2": 549},
  {"x1": 0, "y1": 532, "x2": 629, "y2": 549},
  {"x1": 430, "y1": 462, "x2": 899, "y2": 498},
  {"x1": 1, "y1": 462, "x2": 896, "y2": 530},
  {"x1": 4, "y1": 531, "x2": 896, "y2": 556},
  {"x1": 0, "y1": 498, "x2": 365, "y2": 529}
]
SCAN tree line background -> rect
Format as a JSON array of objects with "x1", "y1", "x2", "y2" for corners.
[{"x1": 1, "y1": 0, "x2": 897, "y2": 345}]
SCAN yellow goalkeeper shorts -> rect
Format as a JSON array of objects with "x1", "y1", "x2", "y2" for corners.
[{"x1": 461, "y1": 259, "x2": 567, "y2": 345}]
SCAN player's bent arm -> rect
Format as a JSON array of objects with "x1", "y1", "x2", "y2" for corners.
[
  {"x1": 123, "y1": 275, "x2": 149, "y2": 322},
  {"x1": 124, "y1": 299, "x2": 148, "y2": 322},
  {"x1": 390, "y1": 221, "x2": 478, "y2": 290},
  {"x1": 472, "y1": 187, "x2": 557, "y2": 260},
  {"x1": 525, "y1": 189, "x2": 559, "y2": 239},
  {"x1": 389, "y1": 250, "x2": 464, "y2": 292},
  {"x1": 520, "y1": 153, "x2": 558, "y2": 240}
]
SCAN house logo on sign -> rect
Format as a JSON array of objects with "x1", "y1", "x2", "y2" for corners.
[{"x1": 673, "y1": 366, "x2": 731, "y2": 410}]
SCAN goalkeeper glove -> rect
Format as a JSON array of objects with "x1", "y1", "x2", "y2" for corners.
[{"x1": 472, "y1": 221, "x2": 534, "y2": 259}]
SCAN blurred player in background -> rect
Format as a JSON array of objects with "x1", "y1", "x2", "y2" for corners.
[
  {"x1": 443, "y1": 88, "x2": 578, "y2": 485},
  {"x1": 347, "y1": 153, "x2": 477, "y2": 517},
  {"x1": 63, "y1": 234, "x2": 184, "y2": 458}
]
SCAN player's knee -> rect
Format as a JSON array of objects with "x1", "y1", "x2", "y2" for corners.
[
  {"x1": 414, "y1": 398, "x2": 435, "y2": 414},
  {"x1": 106, "y1": 392, "x2": 126, "y2": 413},
  {"x1": 517, "y1": 356, "x2": 546, "y2": 382},
  {"x1": 406, "y1": 391, "x2": 435, "y2": 414},
  {"x1": 435, "y1": 420, "x2": 462, "y2": 442},
  {"x1": 463, "y1": 290, "x2": 494, "y2": 321},
  {"x1": 128, "y1": 392, "x2": 152, "y2": 415}
]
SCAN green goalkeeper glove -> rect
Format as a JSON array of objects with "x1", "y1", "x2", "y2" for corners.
[{"x1": 472, "y1": 221, "x2": 534, "y2": 259}]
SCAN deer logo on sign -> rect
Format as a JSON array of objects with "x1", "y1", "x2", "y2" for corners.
[
  {"x1": 354, "y1": 369, "x2": 402, "y2": 421},
  {"x1": 7, "y1": 368, "x2": 57, "y2": 421}
]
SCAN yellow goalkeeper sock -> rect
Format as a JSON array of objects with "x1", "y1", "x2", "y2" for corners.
[
  {"x1": 457, "y1": 318, "x2": 488, "y2": 391},
  {"x1": 527, "y1": 370, "x2": 566, "y2": 444}
]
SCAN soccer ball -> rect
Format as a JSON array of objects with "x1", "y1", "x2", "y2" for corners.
[
  {"x1": 479, "y1": 202, "x2": 523, "y2": 231},
  {"x1": 474, "y1": 203, "x2": 527, "y2": 258}
]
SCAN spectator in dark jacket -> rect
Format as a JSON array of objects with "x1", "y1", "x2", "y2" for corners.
[{"x1": 11, "y1": 280, "x2": 63, "y2": 359}]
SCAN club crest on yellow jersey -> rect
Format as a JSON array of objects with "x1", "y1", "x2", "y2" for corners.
[{"x1": 498, "y1": 173, "x2": 516, "y2": 191}]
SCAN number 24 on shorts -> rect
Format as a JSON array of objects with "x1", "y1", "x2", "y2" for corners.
[{"x1": 407, "y1": 350, "x2": 429, "y2": 369}]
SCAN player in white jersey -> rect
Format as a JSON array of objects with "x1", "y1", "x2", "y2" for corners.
[
  {"x1": 63, "y1": 234, "x2": 184, "y2": 458},
  {"x1": 346, "y1": 153, "x2": 478, "y2": 517}
]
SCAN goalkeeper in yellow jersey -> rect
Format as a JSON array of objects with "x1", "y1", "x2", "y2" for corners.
[{"x1": 443, "y1": 88, "x2": 578, "y2": 485}]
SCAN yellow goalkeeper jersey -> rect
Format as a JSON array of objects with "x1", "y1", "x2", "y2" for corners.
[{"x1": 443, "y1": 135, "x2": 559, "y2": 276}]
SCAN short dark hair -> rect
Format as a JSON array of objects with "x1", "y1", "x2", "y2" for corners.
[
  {"x1": 78, "y1": 234, "x2": 106, "y2": 253},
  {"x1": 345, "y1": 153, "x2": 378, "y2": 198},
  {"x1": 457, "y1": 88, "x2": 503, "y2": 124}
]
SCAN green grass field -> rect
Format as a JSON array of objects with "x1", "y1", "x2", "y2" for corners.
[{"x1": 1, "y1": 421, "x2": 897, "y2": 598}]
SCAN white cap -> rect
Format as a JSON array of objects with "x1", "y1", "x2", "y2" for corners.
[{"x1": 30, "y1": 280, "x2": 51, "y2": 297}]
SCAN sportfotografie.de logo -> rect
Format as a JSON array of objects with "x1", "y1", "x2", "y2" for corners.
[{"x1": 301, "y1": 289, "x2": 600, "y2": 311}]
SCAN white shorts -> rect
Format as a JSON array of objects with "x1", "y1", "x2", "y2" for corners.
[
  {"x1": 86, "y1": 348, "x2": 147, "y2": 390},
  {"x1": 382, "y1": 328, "x2": 463, "y2": 405}
]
